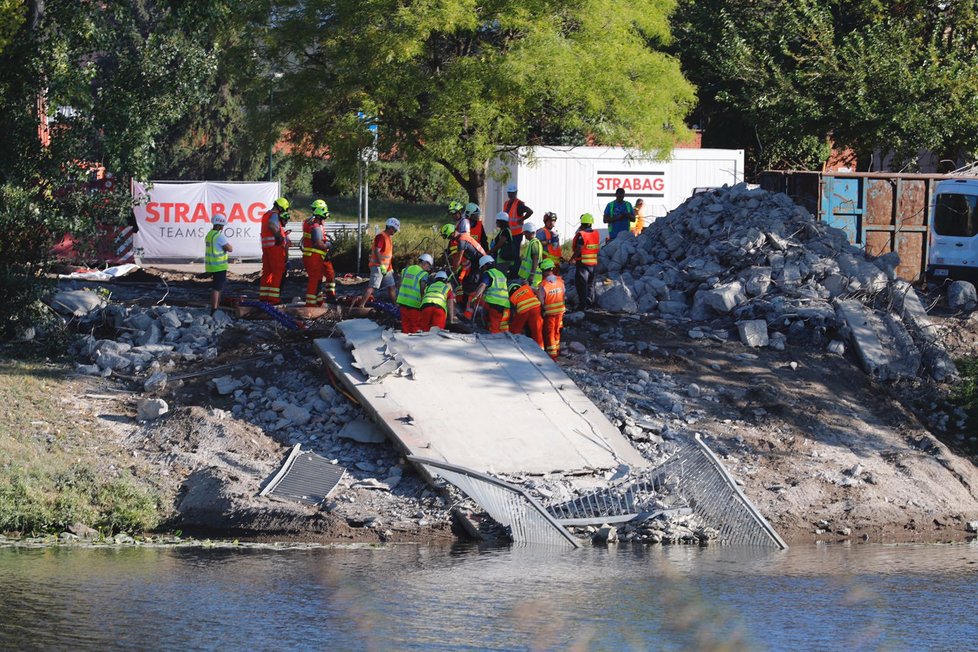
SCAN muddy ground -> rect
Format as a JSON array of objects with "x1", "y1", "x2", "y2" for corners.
[{"x1": 51, "y1": 265, "x2": 978, "y2": 545}]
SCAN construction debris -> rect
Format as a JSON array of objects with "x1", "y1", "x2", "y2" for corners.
[
  {"x1": 316, "y1": 321, "x2": 647, "y2": 475},
  {"x1": 571, "y1": 183, "x2": 955, "y2": 382}
]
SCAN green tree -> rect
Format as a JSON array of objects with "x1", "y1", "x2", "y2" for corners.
[
  {"x1": 0, "y1": 1, "x2": 231, "y2": 338},
  {"x1": 270, "y1": 0, "x2": 696, "y2": 205},
  {"x1": 673, "y1": 0, "x2": 978, "y2": 172}
]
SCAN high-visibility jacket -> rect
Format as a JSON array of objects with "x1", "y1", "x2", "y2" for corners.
[
  {"x1": 491, "y1": 228, "x2": 516, "y2": 266},
  {"x1": 369, "y1": 231, "x2": 393, "y2": 273},
  {"x1": 484, "y1": 268, "x2": 510, "y2": 309},
  {"x1": 302, "y1": 217, "x2": 329, "y2": 257},
  {"x1": 204, "y1": 230, "x2": 228, "y2": 272},
  {"x1": 505, "y1": 197, "x2": 525, "y2": 236},
  {"x1": 518, "y1": 238, "x2": 543, "y2": 286},
  {"x1": 510, "y1": 284, "x2": 541, "y2": 314},
  {"x1": 261, "y1": 210, "x2": 285, "y2": 250},
  {"x1": 575, "y1": 229, "x2": 600, "y2": 266},
  {"x1": 422, "y1": 280, "x2": 451, "y2": 310},
  {"x1": 541, "y1": 275, "x2": 566, "y2": 316},
  {"x1": 537, "y1": 227, "x2": 561, "y2": 265},
  {"x1": 470, "y1": 219, "x2": 487, "y2": 249},
  {"x1": 396, "y1": 264, "x2": 429, "y2": 308}
]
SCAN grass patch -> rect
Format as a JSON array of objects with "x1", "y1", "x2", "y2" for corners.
[
  {"x1": 0, "y1": 360, "x2": 161, "y2": 536},
  {"x1": 290, "y1": 194, "x2": 447, "y2": 228}
]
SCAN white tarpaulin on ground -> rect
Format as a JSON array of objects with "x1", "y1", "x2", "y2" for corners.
[{"x1": 132, "y1": 180, "x2": 280, "y2": 260}]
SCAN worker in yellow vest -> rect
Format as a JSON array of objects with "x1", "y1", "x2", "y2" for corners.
[
  {"x1": 465, "y1": 255, "x2": 510, "y2": 333},
  {"x1": 204, "y1": 213, "x2": 233, "y2": 314},
  {"x1": 396, "y1": 253, "x2": 434, "y2": 333},
  {"x1": 537, "y1": 259, "x2": 565, "y2": 360},
  {"x1": 419, "y1": 270, "x2": 455, "y2": 331},
  {"x1": 518, "y1": 221, "x2": 543, "y2": 287}
]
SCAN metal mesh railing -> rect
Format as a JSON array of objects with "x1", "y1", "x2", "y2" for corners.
[
  {"x1": 546, "y1": 434, "x2": 787, "y2": 549},
  {"x1": 408, "y1": 456, "x2": 580, "y2": 549}
]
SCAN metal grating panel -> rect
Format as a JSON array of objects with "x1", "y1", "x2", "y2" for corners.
[
  {"x1": 409, "y1": 456, "x2": 580, "y2": 549},
  {"x1": 261, "y1": 445, "x2": 346, "y2": 506}
]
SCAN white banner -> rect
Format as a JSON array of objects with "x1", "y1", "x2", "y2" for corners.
[{"x1": 132, "y1": 180, "x2": 280, "y2": 259}]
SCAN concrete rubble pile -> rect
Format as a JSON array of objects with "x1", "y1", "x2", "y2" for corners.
[
  {"x1": 65, "y1": 297, "x2": 234, "y2": 381},
  {"x1": 570, "y1": 182, "x2": 955, "y2": 382}
]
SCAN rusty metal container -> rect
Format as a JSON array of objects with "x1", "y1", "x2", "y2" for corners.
[{"x1": 759, "y1": 170, "x2": 958, "y2": 282}]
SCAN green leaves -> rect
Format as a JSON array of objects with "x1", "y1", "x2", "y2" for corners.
[
  {"x1": 272, "y1": 0, "x2": 694, "y2": 198},
  {"x1": 675, "y1": 0, "x2": 978, "y2": 171}
]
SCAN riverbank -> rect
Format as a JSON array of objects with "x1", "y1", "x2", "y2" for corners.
[{"x1": 3, "y1": 258, "x2": 978, "y2": 546}]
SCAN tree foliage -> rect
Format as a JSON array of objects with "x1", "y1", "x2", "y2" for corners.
[
  {"x1": 673, "y1": 0, "x2": 978, "y2": 171},
  {"x1": 270, "y1": 0, "x2": 696, "y2": 202}
]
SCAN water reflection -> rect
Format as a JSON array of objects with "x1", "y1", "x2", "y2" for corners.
[{"x1": 1, "y1": 542, "x2": 976, "y2": 651}]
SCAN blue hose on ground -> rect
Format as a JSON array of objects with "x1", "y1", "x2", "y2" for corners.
[{"x1": 240, "y1": 300, "x2": 306, "y2": 331}]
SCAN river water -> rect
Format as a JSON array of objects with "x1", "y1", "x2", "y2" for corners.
[{"x1": 1, "y1": 541, "x2": 976, "y2": 651}]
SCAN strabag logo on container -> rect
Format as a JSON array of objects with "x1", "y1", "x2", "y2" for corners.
[{"x1": 595, "y1": 170, "x2": 666, "y2": 198}]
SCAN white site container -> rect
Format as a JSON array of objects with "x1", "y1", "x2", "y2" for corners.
[{"x1": 486, "y1": 146, "x2": 745, "y2": 242}]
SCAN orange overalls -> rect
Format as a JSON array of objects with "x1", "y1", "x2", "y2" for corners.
[
  {"x1": 540, "y1": 275, "x2": 566, "y2": 360},
  {"x1": 259, "y1": 210, "x2": 288, "y2": 304},
  {"x1": 302, "y1": 217, "x2": 334, "y2": 306},
  {"x1": 508, "y1": 283, "x2": 544, "y2": 349}
]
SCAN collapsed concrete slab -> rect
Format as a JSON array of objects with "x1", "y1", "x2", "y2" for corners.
[
  {"x1": 834, "y1": 299, "x2": 921, "y2": 381},
  {"x1": 315, "y1": 320, "x2": 647, "y2": 475}
]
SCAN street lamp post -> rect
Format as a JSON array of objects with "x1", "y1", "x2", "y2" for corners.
[{"x1": 268, "y1": 72, "x2": 283, "y2": 182}]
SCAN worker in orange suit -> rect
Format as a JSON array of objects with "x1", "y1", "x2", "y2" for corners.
[
  {"x1": 507, "y1": 278, "x2": 544, "y2": 350},
  {"x1": 537, "y1": 259, "x2": 565, "y2": 360},
  {"x1": 302, "y1": 199, "x2": 334, "y2": 306},
  {"x1": 259, "y1": 197, "x2": 290, "y2": 304}
]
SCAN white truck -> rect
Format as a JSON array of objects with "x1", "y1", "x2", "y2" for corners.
[{"x1": 928, "y1": 177, "x2": 978, "y2": 281}]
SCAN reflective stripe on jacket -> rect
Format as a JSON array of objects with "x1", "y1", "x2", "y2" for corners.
[
  {"x1": 510, "y1": 284, "x2": 541, "y2": 314},
  {"x1": 422, "y1": 280, "x2": 451, "y2": 310},
  {"x1": 369, "y1": 232, "x2": 393, "y2": 272},
  {"x1": 541, "y1": 276, "x2": 566, "y2": 316},
  {"x1": 537, "y1": 227, "x2": 561, "y2": 264},
  {"x1": 518, "y1": 238, "x2": 543, "y2": 286},
  {"x1": 261, "y1": 210, "x2": 283, "y2": 249},
  {"x1": 484, "y1": 268, "x2": 509, "y2": 309},
  {"x1": 505, "y1": 198, "x2": 524, "y2": 236},
  {"x1": 397, "y1": 264, "x2": 428, "y2": 308},
  {"x1": 204, "y1": 229, "x2": 228, "y2": 272},
  {"x1": 302, "y1": 217, "x2": 329, "y2": 257},
  {"x1": 577, "y1": 229, "x2": 600, "y2": 266}
]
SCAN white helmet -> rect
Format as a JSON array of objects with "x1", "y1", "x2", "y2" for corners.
[
  {"x1": 211, "y1": 213, "x2": 228, "y2": 226},
  {"x1": 495, "y1": 211, "x2": 509, "y2": 223},
  {"x1": 506, "y1": 182, "x2": 517, "y2": 193},
  {"x1": 479, "y1": 255, "x2": 494, "y2": 268},
  {"x1": 433, "y1": 270, "x2": 448, "y2": 281},
  {"x1": 418, "y1": 253, "x2": 434, "y2": 266},
  {"x1": 464, "y1": 202, "x2": 480, "y2": 217},
  {"x1": 386, "y1": 217, "x2": 401, "y2": 232},
  {"x1": 457, "y1": 218, "x2": 470, "y2": 233},
  {"x1": 522, "y1": 221, "x2": 536, "y2": 233}
]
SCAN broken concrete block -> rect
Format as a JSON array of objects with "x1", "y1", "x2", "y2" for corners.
[
  {"x1": 656, "y1": 300, "x2": 688, "y2": 317},
  {"x1": 95, "y1": 351, "x2": 131, "y2": 371},
  {"x1": 337, "y1": 418, "x2": 386, "y2": 444},
  {"x1": 822, "y1": 274, "x2": 850, "y2": 298},
  {"x1": 567, "y1": 341, "x2": 587, "y2": 355},
  {"x1": 739, "y1": 267, "x2": 772, "y2": 297},
  {"x1": 596, "y1": 281, "x2": 638, "y2": 313},
  {"x1": 158, "y1": 310, "x2": 182, "y2": 330},
  {"x1": 834, "y1": 300, "x2": 920, "y2": 380},
  {"x1": 75, "y1": 363, "x2": 101, "y2": 376},
  {"x1": 827, "y1": 340, "x2": 845, "y2": 355},
  {"x1": 143, "y1": 371, "x2": 167, "y2": 393},
  {"x1": 136, "y1": 398, "x2": 168, "y2": 421},
  {"x1": 737, "y1": 320, "x2": 769, "y2": 348},
  {"x1": 49, "y1": 290, "x2": 106, "y2": 317},
  {"x1": 769, "y1": 332, "x2": 787, "y2": 351},
  {"x1": 318, "y1": 384, "x2": 338, "y2": 404},
  {"x1": 212, "y1": 375, "x2": 242, "y2": 395},
  {"x1": 697, "y1": 281, "x2": 747, "y2": 314},
  {"x1": 282, "y1": 404, "x2": 311, "y2": 426},
  {"x1": 948, "y1": 281, "x2": 978, "y2": 311}
]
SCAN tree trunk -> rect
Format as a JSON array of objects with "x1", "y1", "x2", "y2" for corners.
[{"x1": 464, "y1": 161, "x2": 488, "y2": 211}]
